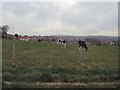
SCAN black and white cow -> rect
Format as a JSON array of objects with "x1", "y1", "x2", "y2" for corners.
[
  {"x1": 61, "y1": 39, "x2": 66, "y2": 48},
  {"x1": 78, "y1": 40, "x2": 88, "y2": 51},
  {"x1": 57, "y1": 38, "x2": 66, "y2": 48}
]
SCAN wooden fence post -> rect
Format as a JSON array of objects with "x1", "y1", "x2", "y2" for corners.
[
  {"x1": 79, "y1": 47, "x2": 84, "y2": 68},
  {"x1": 12, "y1": 42, "x2": 16, "y2": 67}
]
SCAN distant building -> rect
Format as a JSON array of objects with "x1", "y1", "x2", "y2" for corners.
[
  {"x1": 18, "y1": 36, "x2": 30, "y2": 41},
  {"x1": 6, "y1": 34, "x2": 13, "y2": 39}
]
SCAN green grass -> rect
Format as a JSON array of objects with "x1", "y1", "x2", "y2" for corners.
[{"x1": 2, "y1": 39, "x2": 119, "y2": 88}]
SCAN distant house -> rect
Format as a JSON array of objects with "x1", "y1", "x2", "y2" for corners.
[
  {"x1": 6, "y1": 34, "x2": 13, "y2": 39},
  {"x1": 18, "y1": 36, "x2": 30, "y2": 41}
]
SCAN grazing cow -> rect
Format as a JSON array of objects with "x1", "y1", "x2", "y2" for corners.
[
  {"x1": 58, "y1": 39, "x2": 62, "y2": 44},
  {"x1": 110, "y1": 42, "x2": 116, "y2": 46},
  {"x1": 57, "y1": 38, "x2": 62, "y2": 44},
  {"x1": 57, "y1": 38, "x2": 66, "y2": 48},
  {"x1": 78, "y1": 40, "x2": 88, "y2": 51},
  {"x1": 61, "y1": 39, "x2": 66, "y2": 48}
]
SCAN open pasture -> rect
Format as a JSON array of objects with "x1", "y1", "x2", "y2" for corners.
[{"x1": 2, "y1": 39, "x2": 119, "y2": 88}]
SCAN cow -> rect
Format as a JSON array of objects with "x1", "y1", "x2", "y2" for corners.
[
  {"x1": 61, "y1": 39, "x2": 66, "y2": 48},
  {"x1": 57, "y1": 38, "x2": 62, "y2": 44},
  {"x1": 78, "y1": 40, "x2": 88, "y2": 51},
  {"x1": 110, "y1": 42, "x2": 116, "y2": 46},
  {"x1": 57, "y1": 38, "x2": 66, "y2": 48}
]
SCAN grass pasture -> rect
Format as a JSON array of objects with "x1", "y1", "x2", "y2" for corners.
[{"x1": 2, "y1": 39, "x2": 119, "y2": 88}]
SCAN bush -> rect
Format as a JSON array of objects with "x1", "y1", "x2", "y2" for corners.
[
  {"x1": 40, "y1": 73, "x2": 54, "y2": 82},
  {"x1": 52, "y1": 74, "x2": 61, "y2": 82},
  {"x1": 37, "y1": 39, "x2": 41, "y2": 42}
]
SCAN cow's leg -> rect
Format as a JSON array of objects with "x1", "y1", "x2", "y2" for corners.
[
  {"x1": 84, "y1": 45, "x2": 88, "y2": 51},
  {"x1": 79, "y1": 46, "x2": 82, "y2": 51},
  {"x1": 79, "y1": 46, "x2": 84, "y2": 67},
  {"x1": 61, "y1": 43, "x2": 64, "y2": 48},
  {"x1": 63, "y1": 43, "x2": 66, "y2": 48}
]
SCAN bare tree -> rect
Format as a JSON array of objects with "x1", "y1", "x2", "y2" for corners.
[{"x1": 0, "y1": 25, "x2": 10, "y2": 38}]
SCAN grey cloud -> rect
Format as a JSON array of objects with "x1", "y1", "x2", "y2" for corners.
[
  {"x1": 3, "y1": 2, "x2": 36, "y2": 16},
  {"x1": 2, "y1": 2, "x2": 118, "y2": 36},
  {"x1": 60, "y1": 2, "x2": 117, "y2": 30}
]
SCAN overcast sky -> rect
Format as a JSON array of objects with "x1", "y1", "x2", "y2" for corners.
[{"x1": 1, "y1": 2, "x2": 118, "y2": 36}]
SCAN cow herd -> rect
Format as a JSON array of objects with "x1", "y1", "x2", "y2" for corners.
[
  {"x1": 37, "y1": 37, "x2": 118, "y2": 51},
  {"x1": 57, "y1": 38, "x2": 88, "y2": 51},
  {"x1": 56, "y1": 38, "x2": 118, "y2": 50}
]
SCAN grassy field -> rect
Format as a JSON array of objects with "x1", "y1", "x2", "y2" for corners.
[{"x1": 2, "y1": 39, "x2": 119, "y2": 88}]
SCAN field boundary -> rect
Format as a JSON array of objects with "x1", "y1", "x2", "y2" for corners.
[{"x1": 3, "y1": 81, "x2": 119, "y2": 88}]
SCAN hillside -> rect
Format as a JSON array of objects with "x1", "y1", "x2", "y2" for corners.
[{"x1": 53, "y1": 35, "x2": 118, "y2": 41}]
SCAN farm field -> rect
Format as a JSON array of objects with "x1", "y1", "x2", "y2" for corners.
[{"x1": 2, "y1": 39, "x2": 119, "y2": 88}]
